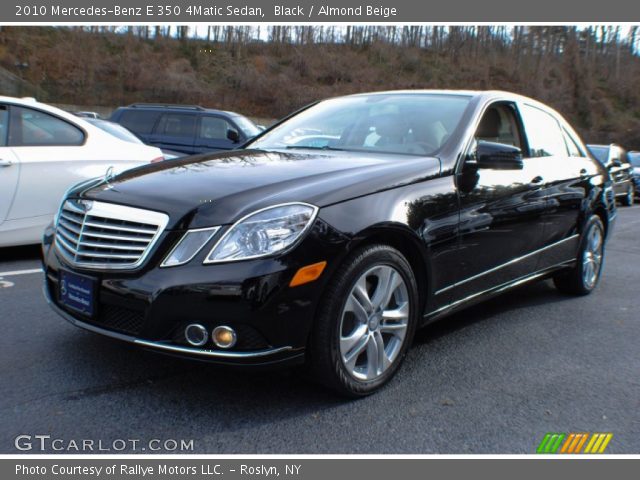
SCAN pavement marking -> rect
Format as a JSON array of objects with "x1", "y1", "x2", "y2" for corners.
[
  {"x1": 0, "y1": 279, "x2": 15, "y2": 289},
  {"x1": 0, "y1": 268, "x2": 42, "y2": 277}
]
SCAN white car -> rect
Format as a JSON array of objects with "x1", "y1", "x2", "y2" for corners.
[{"x1": 0, "y1": 97, "x2": 164, "y2": 247}]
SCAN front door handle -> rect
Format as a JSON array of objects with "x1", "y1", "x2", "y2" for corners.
[
  {"x1": 530, "y1": 175, "x2": 544, "y2": 184},
  {"x1": 0, "y1": 158, "x2": 13, "y2": 168}
]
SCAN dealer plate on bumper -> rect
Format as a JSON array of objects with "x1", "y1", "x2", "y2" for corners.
[{"x1": 59, "y1": 270, "x2": 96, "y2": 317}]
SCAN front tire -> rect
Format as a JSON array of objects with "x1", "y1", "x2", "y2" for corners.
[
  {"x1": 308, "y1": 244, "x2": 419, "y2": 397},
  {"x1": 553, "y1": 215, "x2": 605, "y2": 295}
]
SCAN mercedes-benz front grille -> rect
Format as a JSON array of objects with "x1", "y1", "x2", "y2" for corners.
[{"x1": 55, "y1": 199, "x2": 169, "y2": 269}]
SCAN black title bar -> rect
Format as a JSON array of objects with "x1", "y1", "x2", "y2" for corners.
[{"x1": 6, "y1": 0, "x2": 640, "y2": 22}]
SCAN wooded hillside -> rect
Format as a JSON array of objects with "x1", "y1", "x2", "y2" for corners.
[{"x1": 1, "y1": 26, "x2": 639, "y2": 148}]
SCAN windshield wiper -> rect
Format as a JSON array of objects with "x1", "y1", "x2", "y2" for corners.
[{"x1": 284, "y1": 145, "x2": 345, "y2": 151}]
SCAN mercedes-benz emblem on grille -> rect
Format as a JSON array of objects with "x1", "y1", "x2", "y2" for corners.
[{"x1": 76, "y1": 199, "x2": 94, "y2": 212}]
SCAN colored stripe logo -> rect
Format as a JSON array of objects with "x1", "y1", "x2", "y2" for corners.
[{"x1": 537, "y1": 433, "x2": 613, "y2": 454}]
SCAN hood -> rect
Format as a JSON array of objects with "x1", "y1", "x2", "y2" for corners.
[{"x1": 80, "y1": 149, "x2": 441, "y2": 229}]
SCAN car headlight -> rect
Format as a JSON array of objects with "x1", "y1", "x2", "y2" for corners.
[
  {"x1": 161, "y1": 227, "x2": 221, "y2": 267},
  {"x1": 204, "y1": 203, "x2": 318, "y2": 263}
]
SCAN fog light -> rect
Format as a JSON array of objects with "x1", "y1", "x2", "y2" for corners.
[
  {"x1": 212, "y1": 326, "x2": 237, "y2": 349},
  {"x1": 184, "y1": 324, "x2": 208, "y2": 347}
]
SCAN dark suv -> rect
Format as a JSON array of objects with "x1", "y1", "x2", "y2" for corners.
[{"x1": 109, "y1": 104, "x2": 262, "y2": 155}]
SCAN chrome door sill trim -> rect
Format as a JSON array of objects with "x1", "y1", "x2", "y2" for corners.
[
  {"x1": 427, "y1": 260, "x2": 573, "y2": 318},
  {"x1": 435, "y1": 234, "x2": 579, "y2": 295}
]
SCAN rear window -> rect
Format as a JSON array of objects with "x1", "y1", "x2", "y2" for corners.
[
  {"x1": 117, "y1": 110, "x2": 161, "y2": 135},
  {"x1": 87, "y1": 119, "x2": 143, "y2": 144}
]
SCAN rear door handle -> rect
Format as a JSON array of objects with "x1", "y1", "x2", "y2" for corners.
[{"x1": 0, "y1": 158, "x2": 13, "y2": 167}]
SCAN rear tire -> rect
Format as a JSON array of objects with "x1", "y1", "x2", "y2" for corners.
[
  {"x1": 553, "y1": 215, "x2": 605, "y2": 295},
  {"x1": 308, "y1": 244, "x2": 419, "y2": 397}
]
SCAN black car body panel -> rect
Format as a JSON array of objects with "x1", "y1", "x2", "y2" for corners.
[
  {"x1": 83, "y1": 149, "x2": 442, "y2": 230},
  {"x1": 43, "y1": 90, "x2": 617, "y2": 367}
]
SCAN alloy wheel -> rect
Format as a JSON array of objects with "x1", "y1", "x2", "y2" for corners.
[
  {"x1": 339, "y1": 265, "x2": 410, "y2": 381},
  {"x1": 582, "y1": 224, "x2": 603, "y2": 289}
]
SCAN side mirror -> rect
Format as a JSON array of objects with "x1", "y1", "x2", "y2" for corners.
[
  {"x1": 472, "y1": 140, "x2": 524, "y2": 170},
  {"x1": 227, "y1": 128, "x2": 240, "y2": 143}
]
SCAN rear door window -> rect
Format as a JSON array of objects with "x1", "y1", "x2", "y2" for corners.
[
  {"x1": 155, "y1": 113, "x2": 197, "y2": 138},
  {"x1": 118, "y1": 110, "x2": 161, "y2": 135}
]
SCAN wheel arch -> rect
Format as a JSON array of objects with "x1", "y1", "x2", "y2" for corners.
[
  {"x1": 342, "y1": 224, "x2": 432, "y2": 315},
  {"x1": 592, "y1": 205, "x2": 609, "y2": 237}
]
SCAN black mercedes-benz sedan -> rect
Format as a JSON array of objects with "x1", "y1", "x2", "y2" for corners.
[{"x1": 42, "y1": 90, "x2": 616, "y2": 396}]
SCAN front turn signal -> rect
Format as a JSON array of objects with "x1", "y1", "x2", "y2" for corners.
[{"x1": 289, "y1": 261, "x2": 327, "y2": 287}]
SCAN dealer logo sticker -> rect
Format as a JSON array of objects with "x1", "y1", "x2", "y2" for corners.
[{"x1": 536, "y1": 432, "x2": 613, "y2": 454}]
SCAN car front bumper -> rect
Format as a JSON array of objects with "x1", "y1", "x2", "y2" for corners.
[{"x1": 41, "y1": 224, "x2": 339, "y2": 367}]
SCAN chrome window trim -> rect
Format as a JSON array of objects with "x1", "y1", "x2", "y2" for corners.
[
  {"x1": 435, "y1": 234, "x2": 580, "y2": 295},
  {"x1": 54, "y1": 200, "x2": 169, "y2": 271},
  {"x1": 160, "y1": 226, "x2": 221, "y2": 268},
  {"x1": 203, "y1": 202, "x2": 319, "y2": 264}
]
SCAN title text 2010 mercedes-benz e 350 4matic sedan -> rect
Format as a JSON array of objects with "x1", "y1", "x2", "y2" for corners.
[{"x1": 42, "y1": 91, "x2": 616, "y2": 396}]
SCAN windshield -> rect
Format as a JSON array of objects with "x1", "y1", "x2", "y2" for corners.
[
  {"x1": 88, "y1": 119, "x2": 143, "y2": 144},
  {"x1": 248, "y1": 93, "x2": 471, "y2": 156},
  {"x1": 233, "y1": 115, "x2": 261, "y2": 137}
]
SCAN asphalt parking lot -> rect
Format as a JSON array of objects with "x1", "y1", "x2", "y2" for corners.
[{"x1": 1, "y1": 206, "x2": 639, "y2": 454}]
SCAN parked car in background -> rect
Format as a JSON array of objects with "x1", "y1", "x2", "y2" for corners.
[
  {"x1": 109, "y1": 103, "x2": 262, "y2": 155},
  {"x1": 85, "y1": 117, "x2": 186, "y2": 161},
  {"x1": 587, "y1": 144, "x2": 634, "y2": 206},
  {"x1": 0, "y1": 96, "x2": 164, "y2": 247},
  {"x1": 43, "y1": 90, "x2": 616, "y2": 396},
  {"x1": 73, "y1": 111, "x2": 101, "y2": 119},
  {"x1": 84, "y1": 117, "x2": 146, "y2": 145},
  {"x1": 628, "y1": 151, "x2": 640, "y2": 199}
]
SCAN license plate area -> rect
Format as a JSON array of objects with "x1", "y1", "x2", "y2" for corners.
[{"x1": 58, "y1": 270, "x2": 97, "y2": 317}]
